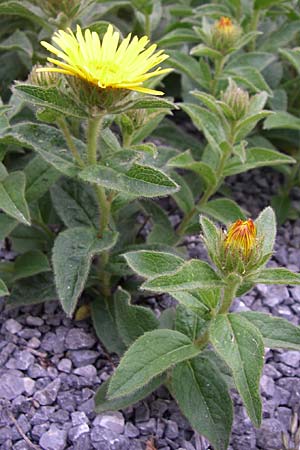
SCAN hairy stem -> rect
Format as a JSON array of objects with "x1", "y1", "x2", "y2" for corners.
[
  {"x1": 57, "y1": 117, "x2": 85, "y2": 167},
  {"x1": 219, "y1": 277, "x2": 240, "y2": 314}
]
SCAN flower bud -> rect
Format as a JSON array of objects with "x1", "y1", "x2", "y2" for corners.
[
  {"x1": 221, "y1": 80, "x2": 250, "y2": 120},
  {"x1": 210, "y1": 17, "x2": 241, "y2": 53},
  {"x1": 225, "y1": 219, "x2": 256, "y2": 257},
  {"x1": 28, "y1": 64, "x2": 59, "y2": 87}
]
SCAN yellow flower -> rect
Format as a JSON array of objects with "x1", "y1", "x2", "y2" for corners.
[
  {"x1": 37, "y1": 24, "x2": 171, "y2": 96},
  {"x1": 225, "y1": 219, "x2": 257, "y2": 257}
]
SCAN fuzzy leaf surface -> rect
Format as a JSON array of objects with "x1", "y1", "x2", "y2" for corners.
[
  {"x1": 141, "y1": 260, "x2": 223, "y2": 292},
  {"x1": 53, "y1": 228, "x2": 118, "y2": 316},
  {"x1": 13, "y1": 250, "x2": 50, "y2": 281},
  {"x1": 108, "y1": 329, "x2": 201, "y2": 399},
  {"x1": 198, "y1": 198, "x2": 245, "y2": 224},
  {"x1": 168, "y1": 150, "x2": 217, "y2": 187},
  {"x1": 210, "y1": 313, "x2": 264, "y2": 427},
  {"x1": 124, "y1": 250, "x2": 184, "y2": 278},
  {"x1": 239, "y1": 311, "x2": 300, "y2": 350},
  {"x1": 95, "y1": 373, "x2": 166, "y2": 413},
  {"x1": 172, "y1": 356, "x2": 233, "y2": 450},
  {"x1": 255, "y1": 206, "x2": 276, "y2": 257},
  {"x1": 79, "y1": 163, "x2": 178, "y2": 198},
  {"x1": 0, "y1": 171, "x2": 30, "y2": 225},
  {"x1": 115, "y1": 288, "x2": 159, "y2": 346},
  {"x1": 253, "y1": 268, "x2": 300, "y2": 285}
]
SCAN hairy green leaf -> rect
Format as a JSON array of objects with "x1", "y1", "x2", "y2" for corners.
[
  {"x1": 124, "y1": 250, "x2": 184, "y2": 278},
  {"x1": 108, "y1": 329, "x2": 201, "y2": 399}
]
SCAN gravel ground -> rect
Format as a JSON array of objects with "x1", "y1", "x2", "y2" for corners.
[{"x1": 1, "y1": 167, "x2": 300, "y2": 450}]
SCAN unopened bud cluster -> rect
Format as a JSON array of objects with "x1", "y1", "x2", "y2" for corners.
[
  {"x1": 210, "y1": 17, "x2": 241, "y2": 53},
  {"x1": 221, "y1": 80, "x2": 250, "y2": 120},
  {"x1": 28, "y1": 65, "x2": 59, "y2": 87}
]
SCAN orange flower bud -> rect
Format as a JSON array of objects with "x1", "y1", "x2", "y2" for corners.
[
  {"x1": 216, "y1": 17, "x2": 234, "y2": 32},
  {"x1": 225, "y1": 219, "x2": 256, "y2": 257}
]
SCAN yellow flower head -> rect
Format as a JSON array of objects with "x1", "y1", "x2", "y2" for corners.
[
  {"x1": 225, "y1": 219, "x2": 257, "y2": 257},
  {"x1": 37, "y1": 24, "x2": 171, "y2": 96}
]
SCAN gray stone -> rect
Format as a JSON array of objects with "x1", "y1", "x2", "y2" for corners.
[
  {"x1": 34, "y1": 379, "x2": 61, "y2": 405},
  {"x1": 68, "y1": 423, "x2": 89, "y2": 441},
  {"x1": 39, "y1": 425, "x2": 67, "y2": 450},
  {"x1": 124, "y1": 423, "x2": 139, "y2": 438},
  {"x1": 73, "y1": 365, "x2": 97, "y2": 378},
  {"x1": 27, "y1": 337, "x2": 41, "y2": 349},
  {"x1": 27, "y1": 364, "x2": 48, "y2": 379},
  {"x1": 134, "y1": 402, "x2": 150, "y2": 423},
  {"x1": 23, "y1": 377, "x2": 35, "y2": 395},
  {"x1": 0, "y1": 427, "x2": 12, "y2": 444},
  {"x1": 57, "y1": 358, "x2": 72, "y2": 373},
  {"x1": 32, "y1": 423, "x2": 50, "y2": 439},
  {"x1": 260, "y1": 375, "x2": 275, "y2": 398},
  {"x1": 94, "y1": 412, "x2": 125, "y2": 434},
  {"x1": 5, "y1": 319, "x2": 22, "y2": 334},
  {"x1": 26, "y1": 316, "x2": 44, "y2": 326},
  {"x1": 71, "y1": 411, "x2": 89, "y2": 426},
  {"x1": 13, "y1": 441, "x2": 30, "y2": 450},
  {"x1": 0, "y1": 374, "x2": 25, "y2": 400},
  {"x1": 68, "y1": 350, "x2": 98, "y2": 367},
  {"x1": 279, "y1": 350, "x2": 300, "y2": 368},
  {"x1": 137, "y1": 418, "x2": 156, "y2": 435},
  {"x1": 90, "y1": 426, "x2": 130, "y2": 449},
  {"x1": 51, "y1": 409, "x2": 70, "y2": 423},
  {"x1": 165, "y1": 420, "x2": 179, "y2": 439},
  {"x1": 65, "y1": 328, "x2": 96, "y2": 350},
  {"x1": 6, "y1": 350, "x2": 35, "y2": 370},
  {"x1": 256, "y1": 418, "x2": 283, "y2": 450}
]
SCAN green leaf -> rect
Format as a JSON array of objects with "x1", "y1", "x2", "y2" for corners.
[
  {"x1": 13, "y1": 250, "x2": 50, "y2": 281},
  {"x1": 167, "y1": 50, "x2": 210, "y2": 89},
  {"x1": 51, "y1": 178, "x2": 99, "y2": 229},
  {"x1": 157, "y1": 28, "x2": 199, "y2": 47},
  {"x1": 124, "y1": 250, "x2": 183, "y2": 278},
  {"x1": 227, "y1": 52, "x2": 275, "y2": 72},
  {"x1": 118, "y1": 96, "x2": 177, "y2": 113},
  {"x1": 139, "y1": 199, "x2": 177, "y2": 245},
  {"x1": 239, "y1": 311, "x2": 300, "y2": 350},
  {"x1": 24, "y1": 155, "x2": 60, "y2": 203},
  {"x1": 141, "y1": 259, "x2": 223, "y2": 292},
  {"x1": 172, "y1": 291, "x2": 211, "y2": 317},
  {"x1": 0, "y1": 30, "x2": 33, "y2": 57},
  {"x1": 263, "y1": 111, "x2": 300, "y2": 130},
  {"x1": 180, "y1": 103, "x2": 226, "y2": 153},
  {"x1": 107, "y1": 329, "x2": 201, "y2": 399},
  {"x1": 14, "y1": 85, "x2": 88, "y2": 119},
  {"x1": 271, "y1": 193, "x2": 291, "y2": 225},
  {"x1": 200, "y1": 215, "x2": 220, "y2": 256},
  {"x1": 95, "y1": 373, "x2": 166, "y2": 413},
  {"x1": 254, "y1": 0, "x2": 286, "y2": 9},
  {"x1": 224, "y1": 147, "x2": 295, "y2": 176},
  {"x1": 190, "y1": 44, "x2": 222, "y2": 59},
  {"x1": 252, "y1": 268, "x2": 300, "y2": 285},
  {"x1": 198, "y1": 198, "x2": 246, "y2": 225},
  {"x1": 79, "y1": 163, "x2": 178, "y2": 198},
  {"x1": 91, "y1": 295, "x2": 126, "y2": 355},
  {"x1": 0, "y1": 279, "x2": 9, "y2": 296},
  {"x1": 255, "y1": 206, "x2": 276, "y2": 257},
  {"x1": 225, "y1": 66, "x2": 272, "y2": 94},
  {"x1": 7, "y1": 273, "x2": 56, "y2": 307},
  {"x1": 280, "y1": 48, "x2": 300, "y2": 75},
  {"x1": 52, "y1": 227, "x2": 118, "y2": 316},
  {"x1": 210, "y1": 314, "x2": 264, "y2": 427},
  {"x1": 260, "y1": 20, "x2": 300, "y2": 51},
  {"x1": 168, "y1": 150, "x2": 217, "y2": 187},
  {"x1": 115, "y1": 288, "x2": 159, "y2": 346},
  {"x1": 0, "y1": 1, "x2": 49, "y2": 28},
  {"x1": 172, "y1": 356, "x2": 233, "y2": 450},
  {"x1": 0, "y1": 171, "x2": 31, "y2": 225},
  {"x1": 91, "y1": 295, "x2": 126, "y2": 356},
  {"x1": 0, "y1": 214, "x2": 17, "y2": 240},
  {"x1": 170, "y1": 171, "x2": 194, "y2": 215},
  {"x1": 0, "y1": 123, "x2": 81, "y2": 177},
  {"x1": 175, "y1": 305, "x2": 205, "y2": 340}
]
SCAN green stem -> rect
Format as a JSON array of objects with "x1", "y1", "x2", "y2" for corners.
[
  {"x1": 219, "y1": 276, "x2": 240, "y2": 314},
  {"x1": 177, "y1": 147, "x2": 231, "y2": 237},
  {"x1": 211, "y1": 57, "x2": 225, "y2": 96},
  {"x1": 249, "y1": 9, "x2": 260, "y2": 51},
  {"x1": 145, "y1": 13, "x2": 151, "y2": 38},
  {"x1": 86, "y1": 114, "x2": 112, "y2": 297},
  {"x1": 57, "y1": 117, "x2": 85, "y2": 167}
]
